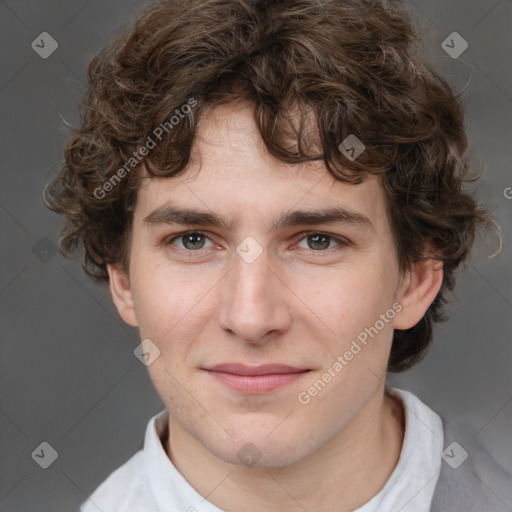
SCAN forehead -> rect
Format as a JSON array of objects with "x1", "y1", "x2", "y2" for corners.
[{"x1": 135, "y1": 102, "x2": 389, "y2": 232}]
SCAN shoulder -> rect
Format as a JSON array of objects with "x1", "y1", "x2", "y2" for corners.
[
  {"x1": 431, "y1": 414, "x2": 512, "y2": 512},
  {"x1": 79, "y1": 450, "x2": 157, "y2": 512}
]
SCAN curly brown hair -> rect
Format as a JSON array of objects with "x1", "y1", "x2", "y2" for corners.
[{"x1": 43, "y1": 0, "x2": 498, "y2": 372}]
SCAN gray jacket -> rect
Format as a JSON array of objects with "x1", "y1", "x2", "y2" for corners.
[{"x1": 431, "y1": 414, "x2": 512, "y2": 511}]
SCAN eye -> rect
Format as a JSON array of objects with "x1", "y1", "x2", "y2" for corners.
[
  {"x1": 164, "y1": 230, "x2": 350, "y2": 258},
  {"x1": 296, "y1": 232, "x2": 348, "y2": 252},
  {"x1": 167, "y1": 231, "x2": 214, "y2": 252}
]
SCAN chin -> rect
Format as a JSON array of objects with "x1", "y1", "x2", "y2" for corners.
[
  {"x1": 205, "y1": 425, "x2": 313, "y2": 468},
  {"x1": 217, "y1": 445, "x2": 308, "y2": 468}
]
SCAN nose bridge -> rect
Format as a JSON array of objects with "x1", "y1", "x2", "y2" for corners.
[
  {"x1": 229, "y1": 246, "x2": 276, "y2": 314},
  {"x1": 218, "y1": 245, "x2": 291, "y2": 342}
]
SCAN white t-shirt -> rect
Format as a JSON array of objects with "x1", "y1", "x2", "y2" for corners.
[{"x1": 80, "y1": 388, "x2": 444, "y2": 512}]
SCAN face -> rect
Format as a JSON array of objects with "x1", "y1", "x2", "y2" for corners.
[{"x1": 108, "y1": 101, "x2": 442, "y2": 467}]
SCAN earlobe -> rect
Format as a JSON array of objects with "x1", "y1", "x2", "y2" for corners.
[
  {"x1": 393, "y1": 258, "x2": 444, "y2": 330},
  {"x1": 107, "y1": 263, "x2": 139, "y2": 327}
]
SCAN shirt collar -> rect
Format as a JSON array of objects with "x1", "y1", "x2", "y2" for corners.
[
  {"x1": 142, "y1": 409, "x2": 225, "y2": 512},
  {"x1": 141, "y1": 388, "x2": 443, "y2": 512}
]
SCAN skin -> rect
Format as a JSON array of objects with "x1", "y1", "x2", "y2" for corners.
[{"x1": 108, "y1": 100, "x2": 443, "y2": 511}]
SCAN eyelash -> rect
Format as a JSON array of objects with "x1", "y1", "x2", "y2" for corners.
[{"x1": 165, "y1": 230, "x2": 351, "y2": 258}]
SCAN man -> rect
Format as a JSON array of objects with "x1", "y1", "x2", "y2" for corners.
[{"x1": 43, "y1": 0, "x2": 511, "y2": 510}]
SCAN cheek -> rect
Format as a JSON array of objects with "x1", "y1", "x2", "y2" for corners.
[
  {"x1": 294, "y1": 261, "x2": 398, "y2": 362},
  {"x1": 129, "y1": 258, "x2": 221, "y2": 365},
  {"x1": 130, "y1": 259, "x2": 194, "y2": 337},
  {"x1": 304, "y1": 266, "x2": 393, "y2": 324}
]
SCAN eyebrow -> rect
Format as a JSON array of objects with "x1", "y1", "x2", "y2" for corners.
[{"x1": 143, "y1": 204, "x2": 373, "y2": 232}]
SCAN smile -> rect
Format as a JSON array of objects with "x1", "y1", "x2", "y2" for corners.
[{"x1": 203, "y1": 364, "x2": 311, "y2": 393}]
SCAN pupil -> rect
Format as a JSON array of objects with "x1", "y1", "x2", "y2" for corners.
[
  {"x1": 309, "y1": 234, "x2": 329, "y2": 250},
  {"x1": 184, "y1": 233, "x2": 204, "y2": 250}
]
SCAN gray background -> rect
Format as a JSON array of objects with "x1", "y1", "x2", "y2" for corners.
[{"x1": 0, "y1": 1, "x2": 511, "y2": 511}]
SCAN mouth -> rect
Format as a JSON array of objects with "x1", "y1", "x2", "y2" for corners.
[{"x1": 203, "y1": 363, "x2": 311, "y2": 393}]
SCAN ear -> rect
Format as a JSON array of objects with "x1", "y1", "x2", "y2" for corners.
[
  {"x1": 107, "y1": 263, "x2": 139, "y2": 327},
  {"x1": 393, "y1": 257, "x2": 444, "y2": 330}
]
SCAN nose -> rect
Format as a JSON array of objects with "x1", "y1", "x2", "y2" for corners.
[{"x1": 217, "y1": 246, "x2": 292, "y2": 346}]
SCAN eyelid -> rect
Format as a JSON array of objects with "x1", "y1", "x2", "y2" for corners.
[
  {"x1": 166, "y1": 230, "x2": 216, "y2": 248},
  {"x1": 166, "y1": 229, "x2": 351, "y2": 255},
  {"x1": 292, "y1": 230, "x2": 352, "y2": 251}
]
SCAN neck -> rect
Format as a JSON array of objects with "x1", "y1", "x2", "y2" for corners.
[{"x1": 165, "y1": 388, "x2": 405, "y2": 512}]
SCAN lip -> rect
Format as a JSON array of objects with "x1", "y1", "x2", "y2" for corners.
[{"x1": 203, "y1": 364, "x2": 311, "y2": 393}]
